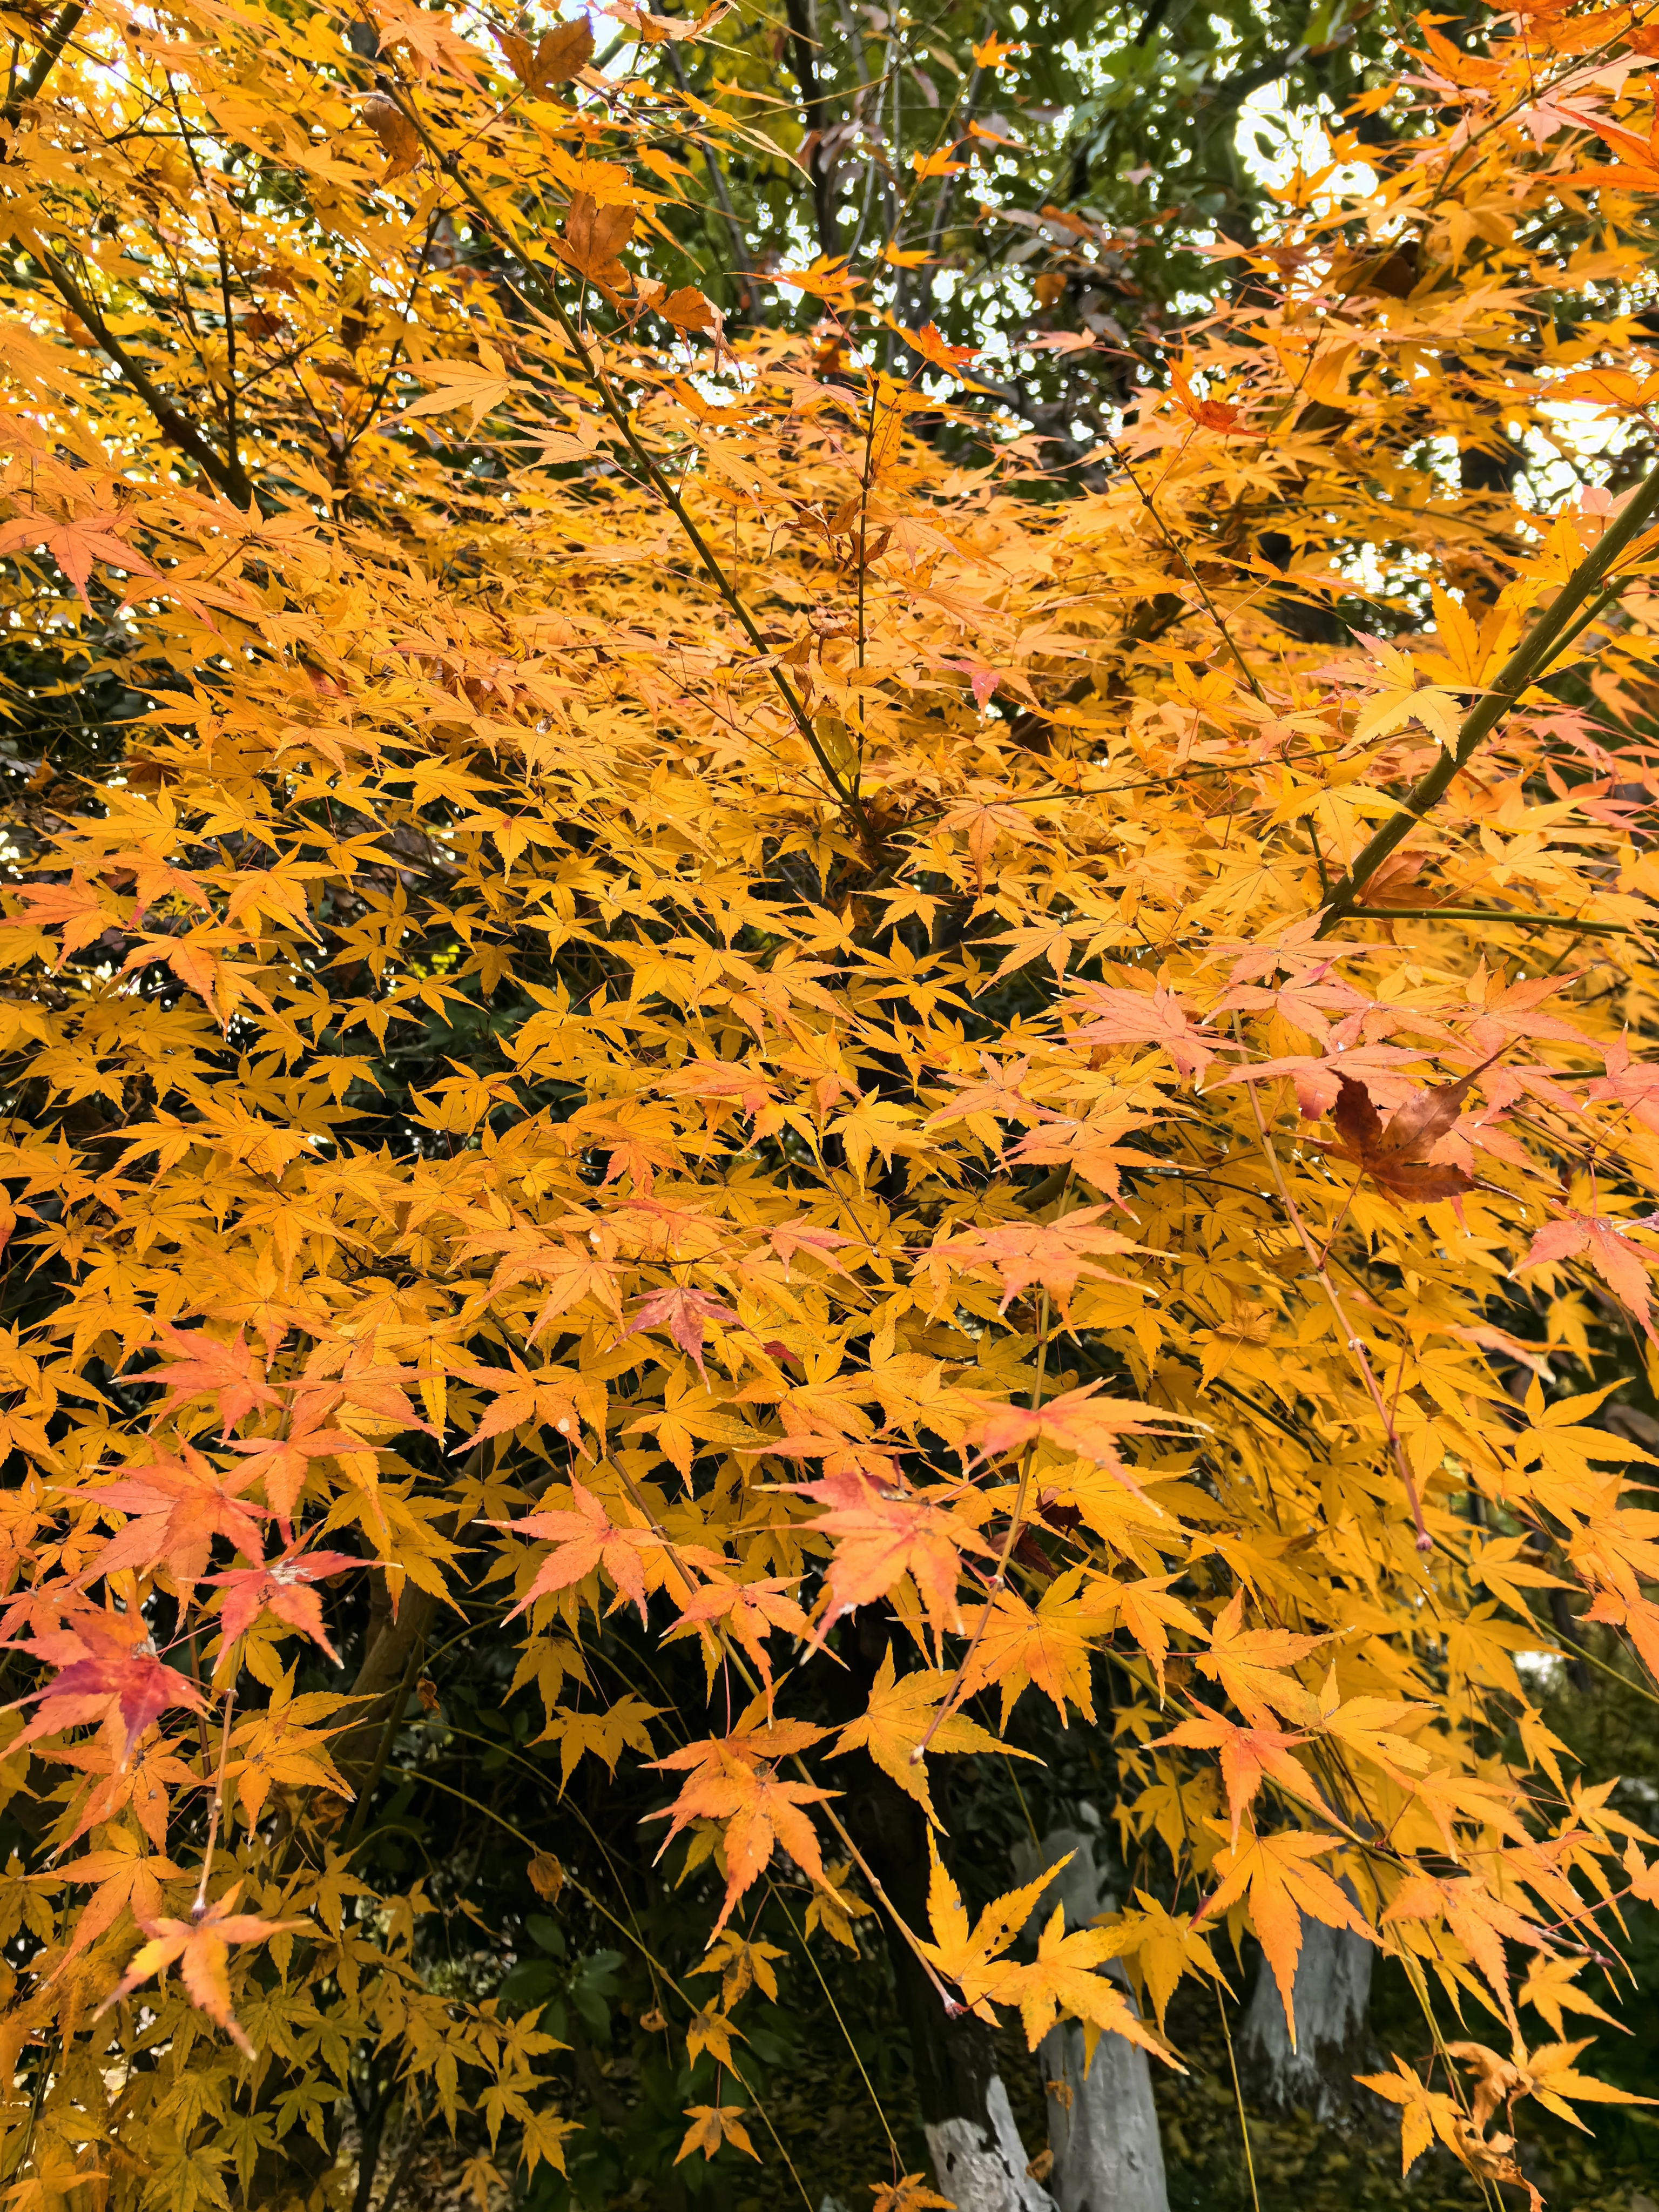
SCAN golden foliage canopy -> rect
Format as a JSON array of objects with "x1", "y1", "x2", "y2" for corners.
[{"x1": 4, "y1": 0, "x2": 1659, "y2": 2202}]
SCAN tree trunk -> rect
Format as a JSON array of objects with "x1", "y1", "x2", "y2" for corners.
[
  {"x1": 832, "y1": 1622, "x2": 1055, "y2": 2212},
  {"x1": 1010, "y1": 1826, "x2": 1169, "y2": 2212},
  {"x1": 1238, "y1": 1907, "x2": 1377, "y2": 2123}
]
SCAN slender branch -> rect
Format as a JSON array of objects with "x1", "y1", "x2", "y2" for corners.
[
  {"x1": 2, "y1": 0, "x2": 84, "y2": 133},
  {"x1": 1319, "y1": 460, "x2": 1659, "y2": 931},
  {"x1": 1347, "y1": 903, "x2": 1637, "y2": 935},
  {"x1": 382, "y1": 81, "x2": 875, "y2": 846},
  {"x1": 25, "y1": 242, "x2": 258, "y2": 506},
  {"x1": 192, "y1": 1683, "x2": 237, "y2": 1919},
  {"x1": 661, "y1": 45, "x2": 754, "y2": 313},
  {"x1": 1217, "y1": 1985, "x2": 1264, "y2": 2212}
]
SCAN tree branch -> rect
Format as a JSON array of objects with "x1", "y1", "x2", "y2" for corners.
[
  {"x1": 1319, "y1": 458, "x2": 1659, "y2": 932},
  {"x1": 781, "y1": 0, "x2": 837, "y2": 257},
  {"x1": 2, "y1": 0, "x2": 84, "y2": 133},
  {"x1": 28, "y1": 243, "x2": 258, "y2": 507}
]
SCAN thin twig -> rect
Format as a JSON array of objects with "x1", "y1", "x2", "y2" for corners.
[
  {"x1": 1217, "y1": 1985, "x2": 1263, "y2": 2212},
  {"x1": 1346, "y1": 903, "x2": 1636, "y2": 936},
  {"x1": 1105, "y1": 434, "x2": 1266, "y2": 701},
  {"x1": 382, "y1": 81, "x2": 875, "y2": 847},
  {"x1": 193, "y1": 1684, "x2": 238, "y2": 1919}
]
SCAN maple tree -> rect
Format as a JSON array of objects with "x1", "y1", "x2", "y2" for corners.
[{"x1": 5, "y1": 0, "x2": 1659, "y2": 2206}]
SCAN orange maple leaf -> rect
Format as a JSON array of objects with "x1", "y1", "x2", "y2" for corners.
[
  {"x1": 648, "y1": 1719, "x2": 834, "y2": 1934},
  {"x1": 919, "y1": 1209, "x2": 1147, "y2": 1320},
  {"x1": 1198, "y1": 1829, "x2": 1372, "y2": 2047},
  {"x1": 791, "y1": 1465, "x2": 990, "y2": 1636},
  {"x1": 225, "y1": 1425, "x2": 378, "y2": 1536},
  {"x1": 0, "y1": 504, "x2": 159, "y2": 611},
  {"x1": 0, "y1": 873, "x2": 119, "y2": 962},
  {"x1": 69, "y1": 1447, "x2": 268, "y2": 1590},
  {"x1": 662, "y1": 1574, "x2": 810, "y2": 1695},
  {"x1": 1195, "y1": 1593, "x2": 1332, "y2": 1728},
  {"x1": 492, "y1": 1479, "x2": 721, "y2": 1626},
  {"x1": 96, "y1": 1883, "x2": 303, "y2": 2055},
  {"x1": 964, "y1": 1384, "x2": 1177, "y2": 1484},
  {"x1": 1152, "y1": 1705, "x2": 1337, "y2": 1843}
]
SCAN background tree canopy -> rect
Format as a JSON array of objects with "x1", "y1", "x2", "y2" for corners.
[{"x1": 2, "y1": 2, "x2": 1659, "y2": 2212}]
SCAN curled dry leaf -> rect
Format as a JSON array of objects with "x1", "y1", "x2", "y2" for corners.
[{"x1": 1307, "y1": 1058, "x2": 1501, "y2": 1203}]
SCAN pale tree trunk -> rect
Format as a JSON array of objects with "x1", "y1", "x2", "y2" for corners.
[
  {"x1": 1011, "y1": 1826, "x2": 1170, "y2": 2212},
  {"x1": 1238, "y1": 1906, "x2": 1377, "y2": 2123},
  {"x1": 923, "y1": 2074, "x2": 1060, "y2": 2212}
]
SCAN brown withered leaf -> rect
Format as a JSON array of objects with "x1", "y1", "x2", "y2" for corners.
[
  {"x1": 528, "y1": 1852, "x2": 564, "y2": 1901},
  {"x1": 361, "y1": 90, "x2": 420, "y2": 179},
  {"x1": 657, "y1": 286, "x2": 717, "y2": 333},
  {"x1": 495, "y1": 26, "x2": 536, "y2": 79},
  {"x1": 1309, "y1": 1057, "x2": 1500, "y2": 1205},
  {"x1": 531, "y1": 18, "x2": 595, "y2": 83},
  {"x1": 496, "y1": 18, "x2": 594, "y2": 91},
  {"x1": 554, "y1": 194, "x2": 636, "y2": 295}
]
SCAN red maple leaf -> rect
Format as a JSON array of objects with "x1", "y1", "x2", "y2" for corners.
[
  {"x1": 201, "y1": 1547, "x2": 363, "y2": 1663},
  {"x1": 616, "y1": 1285, "x2": 738, "y2": 1381},
  {"x1": 69, "y1": 1446, "x2": 268, "y2": 1589},
  {"x1": 6, "y1": 1609, "x2": 204, "y2": 1765},
  {"x1": 1519, "y1": 1209, "x2": 1659, "y2": 1342}
]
